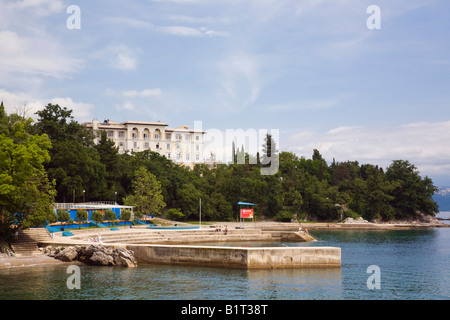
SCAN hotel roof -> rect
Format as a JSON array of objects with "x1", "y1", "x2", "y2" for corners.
[{"x1": 122, "y1": 121, "x2": 168, "y2": 126}]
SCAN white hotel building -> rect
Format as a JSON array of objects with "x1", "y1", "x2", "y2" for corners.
[{"x1": 85, "y1": 119, "x2": 207, "y2": 169}]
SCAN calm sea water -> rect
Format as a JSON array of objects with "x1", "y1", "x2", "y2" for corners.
[{"x1": 1, "y1": 212, "x2": 449, "y2": 300}]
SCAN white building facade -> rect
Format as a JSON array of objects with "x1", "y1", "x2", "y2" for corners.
[{"x1": 85, "y1": 120, "x2": 206, "y2": 169}]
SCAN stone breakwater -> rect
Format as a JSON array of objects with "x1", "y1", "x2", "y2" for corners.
[{"x1": 44, "y1": 245, "x2": 138, "y2": 267}]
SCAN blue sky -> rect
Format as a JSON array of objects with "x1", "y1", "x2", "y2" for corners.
[{"x1": 1, "y1": 0, "x2": 450, "y2": 185}]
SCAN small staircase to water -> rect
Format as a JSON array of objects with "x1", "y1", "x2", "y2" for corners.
[{"x1": 11, "y1": 228, "x2": 52, "y2": 256}]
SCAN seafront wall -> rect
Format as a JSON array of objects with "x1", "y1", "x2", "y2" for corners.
[{"x1": 125, "y1": 244, "x2": 341, "y2": 269}]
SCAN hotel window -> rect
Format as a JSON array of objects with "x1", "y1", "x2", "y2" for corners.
[
  {"x1": 196, "y1": 145, "x2": 200, "y2": 151},
  {"x1": 176, "y1": 144, "x2": 180, "y2": 149},
  {"x1": 133, "y1": 142, "x2": 137, "y2": 148},
  {"x1": 165, "y1": 134, "x2": 171, "y2": 140},
  {"x1": 167, "y1": 143, "x2": 170, "y2": 149},
  {"x1": 196, "y1": 135, "x2": 199, "y2": 141},
  {"x1": 155, "y1": 133, "x2": 159, "y2": 140},
  {"x1": 119, "y1": 142, "x2": 124, "y2": 148},
  {"x1": 144, "y1": 142, "x2": 149, "y2": 149},
  {"x1": 196, "y1": 153, "x2": 200, "y2": 161},
  {"x1": 167, "y1": 153, "x2": 171, "y2": 159},
  {"x1": 119, "y1": 131, "x2": 125, "y2": 138},
  {"x1": 143, "y1": 133, "x2": 149, "y2": 140},
  {"x1": 186, "y1": 154, "x2": 190, "y2": 161},
  {"x1": 132, "y1": 133, "x2": 137, "y2": 139},
  {"x1": 176, "y1": 134, "x2": 182, "y2": 141},
  {"x1": 177, "y1": 153, "x2": 181, "y2": 160},
  {"x1": 107, "y1": 131, "x2": 114, "y2": 138},
  {"x1": 156, "y1": 143, "x2": 160, "y2": 149},
  {"x1": 185, "y1": 134, "x2": 190, "y2": 141}
]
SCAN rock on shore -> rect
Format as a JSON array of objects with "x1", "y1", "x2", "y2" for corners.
[{"x1": 44, "y1": 245, "x2": 137, "y2": 267}]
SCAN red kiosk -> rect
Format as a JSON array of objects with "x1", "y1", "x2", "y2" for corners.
[{"x1": 238, "y1": 201, "x2": 256, "y2": 229}]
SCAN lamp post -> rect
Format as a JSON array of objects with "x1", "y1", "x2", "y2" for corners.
[
  {"x1": 83, "y1": 190, "x2": 85, "y2": 203},
  {"x1": 115, "y1": 191, "x2": 117, "y2": 204}
]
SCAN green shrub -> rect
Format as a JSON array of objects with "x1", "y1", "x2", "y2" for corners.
[
  {"x1": 166, "y1": 208, "x2": 185, "y2": 221},
  {"x1": 120, "y1": 209, "x2": 131, "y2": 221},
  {"x1": 75, "y1": 209, "x2": 88, "y2": 229},
  {"x1": 57, "y1": 210, "x2": 71, "y2": 224},
  {"x1": 105, "y1": 209, "x2": 116, "y2": 225},
  {"x1": 344, "y1": 209, "x2": 360, "y2": 220},
  {"x1": 91, "y1": 211, "x2": 103, "y2": 226}
]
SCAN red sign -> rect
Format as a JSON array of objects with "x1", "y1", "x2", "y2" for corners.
[{"x1": 240, "y1": 209, "x2": 253, "y2": 218}]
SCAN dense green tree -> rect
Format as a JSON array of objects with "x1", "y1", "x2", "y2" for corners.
[
  {"x1": 363, "y1": 165, "x2": 395, "y2": 221},
  {"x1": 386, "y1": 160, "x2": 439, "y2": 219},
  {"x1": 34, "y1": 104, "x2": 106, "y2": 202},
  {"x1": 203, "y1": 192, "x2": 233, "y2": 221},
  {"x1": 176, "y1": 183, "x2": 202, "y2": 220},
  {"x1": 123, "y1": 167, "x2": 166, "y2": 216},
  {"x1": 0, "y1": 107, "x2": 56, "y2": 231},
  {"x1": 95, "y1": 130, "x2": 121, "y2": 199}
]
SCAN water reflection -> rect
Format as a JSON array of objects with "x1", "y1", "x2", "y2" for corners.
[{"x1": 246, "y1": 267, "x2": 342, "y2": 300}]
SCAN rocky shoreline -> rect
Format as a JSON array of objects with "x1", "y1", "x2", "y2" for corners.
[
  {"x1": 0, "y1": 244, "x2": 138, "y2": 269},
  {"x1": 44, "y1": 244, "x2": 138, "y2": 267}
]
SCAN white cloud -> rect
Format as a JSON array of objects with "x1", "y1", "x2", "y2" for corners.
[
  {"x1": 288, "y1": 121, "x2": 450, "y2": 180},
  {"x1": 104, "y1": 16, "x2": 229, "y2": 37},
  {"x1": 112, "y1": 46, "x2": 139, "y2": 71},
  {"x1": 0, "y1": 30, "x2": 83, "y2": 78},
  {"x1": 93, "y1": 44, "x2": 141, "y2": 71},
  {"x1": 106, "y1": 87, "x2": 163, "y2": 115},
  {"x1": 105, "y1": 88, "x2": 163, "y2": 99},
  {"x1": 115, "y1": 102, "x2": 135, "y2": 112},
  {"x1": 0, "y1": 88, "x2": 44, "y2": 118},
  {"x1": 0, "y1": 88, "x2": 94, "y2": 122},
  {"x1": 169, "y1": 15, "x2": 232, "y2": 24},
  {"x1": 103, "y1": 17, "x2": 152, "y2": 29},
  {"x1": 160, "y1": 25, "x2": 204, "y2": 37},
  {"x1": 49, "y1": 97, "x2": 94, "y2": 123},
  {"x1": 217, "y1": 53, "x2": 261, "y2": 109},
  {"x1": 2, "y1": 0, "x2": 65, "y2": 17},
  {"x1": 266, "y1": 97, "x2": 345, "y2": 112},
  {"x1": 122, "y1": 88, "x2": 162, "y2": 98}
]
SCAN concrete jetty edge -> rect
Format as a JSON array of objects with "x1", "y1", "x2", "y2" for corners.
[{"x1": 125, "y1": 244, "x2": 341, "y2": 269}]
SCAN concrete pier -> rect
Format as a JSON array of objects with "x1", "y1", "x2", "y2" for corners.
[{"x1": 126, "y1": 244, "x2": 341, "y2": 269}]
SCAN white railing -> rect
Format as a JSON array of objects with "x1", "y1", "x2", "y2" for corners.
[{"x1": 52, "y1": 201, "x2": 130, "y2": 210}]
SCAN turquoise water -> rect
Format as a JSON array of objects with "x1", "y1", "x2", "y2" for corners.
[{"x1": 1, "y1": 213, "x2": 449, "y2": 300}]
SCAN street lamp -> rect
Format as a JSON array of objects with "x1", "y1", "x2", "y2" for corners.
[
  {"x1": 83, "y1": 190, "x2": 85, "y2": 203},
  {"x1": 115, "y1": 191, "x2": 117, "y2": 204}
]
